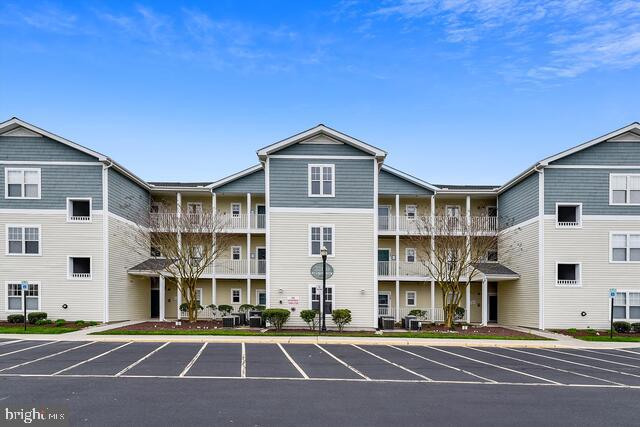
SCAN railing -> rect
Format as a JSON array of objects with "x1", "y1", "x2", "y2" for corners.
[
  {"x1": 557, "y1": 221, "x2": 580, "y2": 228},
  {"x1": 69, "y1": 215, "x2": 91, "y2": 222},
  {"x1": 251, "y1": 214, "x2": 266, "y2": 229},
  {"x1": 398, "y1": 216, "x2": 420, "y2": 234},
  {"x1": 71, "y1": 272, "x2": 91, "y2": 279},
  {"x1": 378, "y1": 215, "x2": 498, "y2": 234},
  {"x1": 377, "y1": 261, "x2": 396, "y2": 277},
  {"x1": 214, "y1": 259, "x2": 247, "y2": 276},
  {"x1": 397, "y1": 307, "x2": 445, "y2": 322},
  {"x1": 557, "y1": 279, "x2": 580, "y2": 286},
  {"x1": 222, "y1": 214, "x2": 247, "y2": 230},
  {"x1": 378, "y1": 306, "x2": 394, "y2": 317},
  {"x1": 149, "y1": 212, "x2": 266, "y2": 232},
  {"x1": 179, "y1": 304, "x2": 244, "y2": 319},
  {"x1": 471, "y1": 216, "x2": 498, "y2": 232},
  {"x1": 378, "y1": 216, "x2": 396, "y2": 232},
  {"x1": 251, "y1": 260, "x2": 267, "y2": 275},
  {"x1": 378, "y1": 261, "x2": 429, "y2": 278}
]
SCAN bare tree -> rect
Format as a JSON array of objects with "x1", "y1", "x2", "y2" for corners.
[
  {"x1": 130, "y1": 201, "x2": 232, "y2": 322},
  {"x1": 409, "y1": 214, "x2": 517, "y2": 328}
]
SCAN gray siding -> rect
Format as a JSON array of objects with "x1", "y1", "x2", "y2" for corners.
[
  {"x1": 378, "y1": 169, "x2": 433, "y2": 195},
  {"x1": 552, "y1": 142, "x2": 640, "y2": 165},
  {"x1": 498, "y1": 172, "x2": 539, "y2": 226},
  {"x1": 215, "y1": 169, "x2": 264, "y2": 194},
  {"x1": 108, "y1": 169, "x2": 149, "y2": 223},
  {"x1": 269, "y1": 158, "x2": 374, "y2": 209},
  {"x1": 0, "y1": 164, "x2": 102, "y2": 209},
  {"x1": 275, "y1": 142, "x2": 371, "y2": 156},
  {"x1": 544, "y1": 167, "x2": 640, "y2": 215},
  {"x1": 0, "y1": 136, "x2": 98, "y2": 162}
]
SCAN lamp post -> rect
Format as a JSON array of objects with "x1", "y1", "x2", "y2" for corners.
[{"x1": 320, "y1": 246, "x2": 328, "y2": 332}]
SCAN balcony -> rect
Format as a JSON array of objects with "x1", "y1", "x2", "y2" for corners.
[
  {"x1": 200, "y1": 259, "x2": 266, "y2": 278},
  {"x1": 378, "y1": 215, "x2": 498, "y2": 235},
  {"x1": 149, "y1": 212, "x2": 266, "y2": 233},
  {"x1": 378, "y1": 261, "x2": 430, "y2": 279},
  {"x1": 378, "y1": 307, "x2": 444, "y2": 322}
]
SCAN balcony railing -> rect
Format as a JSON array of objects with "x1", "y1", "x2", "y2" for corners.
[
  {"x1": 149, "y1": 212, "x2": 266, "y2": 232},
  {"x1": 179, "y1": 304, "x2": 243, "y2": 319},
  {"x1": 69, "y1": 215, "x2": 91, "y2": 222},
  {"x1": 378, "y1": 307, "x2": 445, "y2": 322},
  {"x1": 557, "y1": 221, "x2": 580, "y2": 228},
  {"x1": 250, "y1": 259, "x2": 267, "y2": 275},
  {"x1": 378, "y1": 261, "x2": 430, "y2": 278},
  {"x1": 557, "y1": 279, "x2": 580, "y2": 286},
  {"x1": 378, "y1": 215, "x2": 498, "y2": 234},
  {"x1": 214, "y1": 259, "x2": 247, "y2": 276}
]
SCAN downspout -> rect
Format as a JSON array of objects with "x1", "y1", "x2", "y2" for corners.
[{"x1": 102, "y1": 160, "x2": 114, "y2": 323}]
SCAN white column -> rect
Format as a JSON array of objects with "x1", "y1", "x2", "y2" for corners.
[
  {"x1": 159, "y1": 276, "x2": 165, "y2": 321},
  {"x1": 176, "y1": 192, "x2": 182, "y2": 320},
  {"x1": 481, "y1": 277, "x2": 488, "y2": 326},
  {"x1": 247, "y1": 192, "x2": 252, "y2": 305},
  {"x1": 395, "y1": 280, "x2": 400, "y2": 321},
  {"x1": 176, "y1": 284, "x2": 182, "y2": 320},
  {"x1": 212, "y1": 192, "x2": 217, "y2": 305},
  {"x1": 430, "y1": 280, "x2": 435, "y2": 319},
  {"x1": 430, "y1": 195, "x2": 436, "y2": 320},
  {"x1": 395, "y1": 194, "x2": 400, "y2": 321},
  {"x1": 465, "y1": 283, "x2": 471, "y2": 323}
]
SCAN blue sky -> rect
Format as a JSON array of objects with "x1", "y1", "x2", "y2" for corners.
[{"x1": 1, "y1": 0, "x2": 639, "y2": 185}]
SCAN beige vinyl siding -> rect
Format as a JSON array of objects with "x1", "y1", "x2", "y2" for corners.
[
  {"x1": 0, "y1": 212, "x2": 104, "y2": 321},
  {"x1": 216, "y1": 279, "x2": 248, "y2": 305},
  {"x1": 544, "y1": 218, "x2": 640, "y2": 329},
  {"x1": 269, "y1": 211, "x2": 375, "y2": 328},
  {"x1": 497, "y1": 220, "x2": 539, "y2": 328}
]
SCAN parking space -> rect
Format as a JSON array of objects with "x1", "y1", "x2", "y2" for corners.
[{"x1": 0, "y1": 340, "x2": 639, "y2": 388}]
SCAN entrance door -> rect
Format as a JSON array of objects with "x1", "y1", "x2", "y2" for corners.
[
  {"x1": 378, "y1": 292, "x2": 391, "y2": 316},
  {"x1": 488, "y1": 295, "x2": 498, "y2": 323},
  {"x1": 256, "y1": 247, "x2": 266, "y2": 274},
  {"x1": 378, "y1": 249, "x2": 390, "y2": 276},
  {"x1": 256, "y1": 205, "x2": 266, "y2": 228},
  {"x1": 150, "y1": 277, "x2": 160, "y2": 318},
  {"x1": 378, "y1": 206, "x2": 391, "y2": 231}
]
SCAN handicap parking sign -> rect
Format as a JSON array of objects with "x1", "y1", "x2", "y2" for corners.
[
  {"x1": 609, "y1": 288, "x2": 617, "y2": 298},
  {"x1": 21, "y1": 280, "x2": 29, "y2": 291}
]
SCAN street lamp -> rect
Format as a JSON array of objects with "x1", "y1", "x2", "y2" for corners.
[{"x1": 320, "y1": 245, "x2": 328, "y2": 332}]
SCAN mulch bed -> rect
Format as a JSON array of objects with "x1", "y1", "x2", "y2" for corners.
[
  {"x1": 419, "y1": 324, "x2": 536, "y2": 337},
  {"x1": 115, "y1": 321, "x2": 226, "y2": 331},
  {"x1": 554, "y1": 329, "x2": 640, "y2": 338}
]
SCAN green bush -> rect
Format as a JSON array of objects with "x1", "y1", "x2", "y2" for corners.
[
  {"x1": 239, "y1": 304, "x2": 255, "y2": 312},
  {"x1": 7, "y1": 314, "x2": 24, "y2": 324},
  {"x1": 218, "y1": 304, "x2": 233, "y2": 316},
  {"x1": 28, "y1": 312, "x2": 47, "y2": 324},
  {"x1": 35, "y1": 319, "x2": 52, "y2": 326},
  {"x1": 55, "y1": 319, "x2": 66, "y2": 327},
  {"x1": 86, "y1": 321, "x2": 99, "y2": 326},
  {"x1": 409, "y1": 309, "x2": 427, "y2": 318},
  {"x1": 613, "y1": 321, "x2": 631, "y2": 333},
  {"x1": 262, "y1": 309, "x2": 290, "y2": 331},
  {"x1": 74, "y1": 320, "x2": 86, "y2": 326},
  {"x1": 567, "y1": 328, "x2": 578, "y2": 334},
  {"x1": 631, "y1": 323, "x2": 640, "y2": 333},
  {"x1": 254, "y1": 305, "x2": 266, "y2": 311},
  {"x1": 331, "y1": 309, "x2": 352, "y2": 332},
  {"x1": 179, "y1": 302, "x2": 204, "y2": 312},
  {"x1": 206, "y1": 304, "x2": 217, "y2": 310},
  {"x1": 300, "y1": 309, "x2": 319, "y2": 330}
]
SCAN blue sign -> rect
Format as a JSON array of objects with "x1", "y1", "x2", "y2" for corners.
[
  {"x1": 21, "y1": 281, "x2": 28, "y2": 291},
  {"x1": 609, "y1": 288, "x2": 617, "y2": 298}
]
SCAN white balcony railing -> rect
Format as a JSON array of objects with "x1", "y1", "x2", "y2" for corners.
[
  {"x1": 378, "y1": 216, "x2": 396, "y2": 232},
  {"x1": 215, "y1": 259, "x2": 247, "y2": 276},
  {"x1": 251, "y1": 214, "x2": 266, "y2": 229},
  {"x1": 378, "y1": 261, "x2": 396, "y2": 277},
  {"x1": 251, "y1": 260, "x2": 267, "y2": 275},
  {"x1": 179, "y1": 304, "x2": 244, "y2": 319},
  {"x1": 69, "y1": 215, "x2": 91, "y2": 222},
  {"x1": 557, "y1": 221, "x2": 580, "y2": 228},
  {"x1": 378, "y1": 261, "x2": 429, "y2": 278},
  {"x1": 378, "y1": 307, "x2": 445, "y2": 323},
  {"x1": 149, "y1": 212, "x2": 266, "y2": 232},
  {"x1": 222, "y1": 214, "x2": 247, "y2": 230},
  {"x1": 557, "y1": 279, "x2": 580, "y2": 286},
  {"x1": 378, "y1": 215, "x2": 498, "y2": 234},
  {"x1": 378, "y1": 306, "x2": 394, "y2": 317},
  {"x1": 71, "y1": 272, "x2": 91, "y2": 279}
]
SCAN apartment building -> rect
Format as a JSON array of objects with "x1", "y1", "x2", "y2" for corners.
[{"x1": 1, "y1": 117, "x2": 639, "y2": 329}]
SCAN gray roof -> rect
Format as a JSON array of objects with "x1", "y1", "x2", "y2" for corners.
[
  {"x1": 149, "y1": 182, "x2": 213, "y2": 188},
  {"x1": 434, "y1": 184, "x2": 499, "y2": 191},
  {"x1": 128, "y1": 258, "x2": 174, "y2": 272},
  {"x1": 474, "y1": 262, "x2": 519, "y2": 277}
]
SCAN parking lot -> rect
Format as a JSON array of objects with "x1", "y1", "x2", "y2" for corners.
[{"x1": 0, "y1": 338, "x2": 639, "y2": 387}]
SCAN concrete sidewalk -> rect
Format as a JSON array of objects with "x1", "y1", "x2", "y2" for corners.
[{"x1": 1, "y1": 320, "x2": 638, "y2": 349}]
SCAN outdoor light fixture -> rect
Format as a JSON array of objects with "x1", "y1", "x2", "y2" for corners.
[
  {"x1": 278, "y1": 288, "x2": 283, "y2": 293},
  {"x1": 320, "y1": 246, "x2": 328, "y2": 332},
  {"x1": 360, "y1": 289, "x2": 365, "y2": 294}
]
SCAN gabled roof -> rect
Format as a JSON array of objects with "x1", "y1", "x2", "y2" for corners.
[
  {"x1": 474, "y1": 263, "x2": 519, "y2": 280},
  {"x1": 256, "y1": 124, "x2": 387, "y2": 158},
  {"x1": 207, "y1": 164, "x2": 263, "y2": 190},
  {"x1": 381, "y1": 165, "x2": 440, "y2": 192},
  {"x1": 0, "y1": 117, "x2": 150, "y2": 190}
]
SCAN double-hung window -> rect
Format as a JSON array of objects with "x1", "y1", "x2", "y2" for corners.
[
  {"x1": 5, "y1": 168, "x2": 40, "y2": 199},
  {"x1": 610, "y1": 174, "x2": 640, "y2": 205},
  {"x1": 613, "y1": 291, "x2": 640, "y2": 321},
  {"x1": 406, "y1": 248, "x2": 416, "y2": 263},
  {"x1": 231, "y1": 246, "x2": 241, "y2": 260},
  {"x1": 308, "y1": 164, "x2": 334, "y2": 197},
  {"x1": 310, "y1": 225, "x2": 333, "y2": 256},
  {"x1": 7, "y1": 225, "x2": 40, "y2": 255},
  {"x1": 406, "y1": 291, "x2": 417, "y2": 307},
  {"x1": 611, "y1": 233, "x2": 640, "y2": 262},
  {"x1": 6, "y1": 282, "x2": 40, "y2": 311},
  {"x1": 231, "y1": 289, "x2": 241, "y2": 304}
]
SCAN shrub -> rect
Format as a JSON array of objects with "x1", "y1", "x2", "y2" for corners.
[
  {"x1": 218, "y1": 305, "x2": 233, "y2": 316},
  {"x1": 567, "y1": 328, "x2": 578, "y2": 334},
  {"x1": 613, "y1": 321, "x2": 631, "y2": 333},
  {"x1": 7, "y1": 314, "x2": 24, "y2": 324},
  {"x1": 239, "y1": 304, "x2": 255, "y2": 313},
  {"x1": 86, "y1": 321, "x2": 99, "y2": 326},
  {"x1": 254, "y1": 305, "x2": 266, "y2": 311},
  {"x1": 631, "y1": 323, "x2": 640, "y2": 333},
  {"x1": 262, "y1": 309, "x2": 290, "y2": 331},
  {"x1": 206, "y1": 304, "x2": 217, "y2": 310},
  {"x1": 35, "y1": 319, "x2": 52, "y2": 326},
  {"x1": 331, "y1": 309, "x2": 352, "y2": 332},
  {"x1": 28, "y1": 312, "x2": 47, "y2": 325},
  {"x1": 300, "y1": 309, "x2": 319, "y2": 330},
  {"x1": 74, "y1": 320, "x2": 86, "y2": 326},
  {"x1": 179, "y1": 302, "x2": 204, "y2": 312},
  {"x1": 409, "y1": 309, "x2": 427, "y2": 318},
  {"x1": 55, "y1": 319, "x2": 66, "y2": 327}
]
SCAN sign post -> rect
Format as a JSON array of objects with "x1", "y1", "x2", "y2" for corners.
[
  {"x1": 609, "y1": 288, "x2": 617, "y2": 340},
  {"x1": 21, "y1": 281, "x2": 29, "y2": 331}
]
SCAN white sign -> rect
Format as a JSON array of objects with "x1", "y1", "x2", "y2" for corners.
[
  {"x1": 609, "y1": 288, "x2": 617, "y2": 298},
  {"x1": 287, "y1": 296, "x2": 300, "y2": 306},
  {"x1": 21, "y1": 281, "x2": 28, "y2": 291}
]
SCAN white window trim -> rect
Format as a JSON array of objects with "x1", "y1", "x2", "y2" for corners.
[
  {"x1": 378, "y1": 290, "x2": 391, "y2": 307},
  {"x1": 405, "y1": 247, "x2": 416, "y2": 263},
  {"x1": 308, "y1": 224, "x2": 335, "y2": 257},
  {"x1": 230, "y1": 203, "x2": 242, "y2": 216},
  {"x1": 67, "y1": 255, "x2": 93, "y2": 281},
  {"x1": 308, "y1": 164, "x2": 335, "y2": 198},
  {"x1": 609, "y1": 231, "x2": 640, "y2": 264},
  {"x1": 609, "y1": 173, "x2": 640, "y2": 206},
  {"x1": 231, "y1": 246, "x2": 242, "y2": 260},
  {"x1": 5, "y1": 280, "x2": 41, "y2": 312},
  {"x1": 405, "y1": 205, "x2": 417, "y2": 217},
  {"x1": 308, "y1": 283, "x2": 336, "y2": 311},
  {"x1": 66, "y1": 197, "x2": 92, "y2": 223},
  {"x1": 256, "y1": 289, "x2": 267, "y2": 306},
  {"x1": 4, "y1": 167, "x2": 41, "y2": 200},
  {"x1": 445, "y1": 205, "x2": 461, "y2": 217},
  {"x1": 555, "y1": 261, "x2": 582, "y2": 287},
  {"x1": 612, "y1": 289, "x2": 640, "y2": 322},
  {"x1": 555, "y1": 202, "x2": 582, "y2": 229},
  {"x1": 405, "y1": 290, "x2": 417, "y2": 307},
  {"x1": 187, "y1": 202, "x2": 203, "y2": 214},
  {"x1": 5, "y1": 224, "x2": 42, "y2": 256},
  {"x1": 195, "y1": 288, "x2": 203, "y2": 305},
  {"x1": 231, "y1": 288, "x2": 242, "y2": 304}
]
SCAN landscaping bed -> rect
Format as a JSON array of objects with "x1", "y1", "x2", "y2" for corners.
[
  {"x1": 0, "y1": 321, "x2": 94, "y2": 334},
  {"x1": 554, "y1": 328, "x2": 640, "y2": 342}
]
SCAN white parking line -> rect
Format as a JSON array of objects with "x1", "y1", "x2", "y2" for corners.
[
  {"x1": 115, "y1": 342, "x2": 170, "y2": 377},
  {"x1": 390, "y1": 346, "x2": 495, "y2": 383},
  {"x1": 352, "y1": 344, "x2": 432, "y2": 381},
  {"x1": 0, "y1": 340, "x2": 23, "y2": 347},
  {"x1": 578, "y1": 348, "x2": 640, "y2": 362},
  {"x1": 52, "y1": 342, "x2": 133, "y2": 376},
  {"x1": 179, "y1": 343, "x2": 207, "y2": 377},
  {"x1": 427, "y1": 346, "x2": 561, "y2": 385},
  {"x1": 543, "y1": 348, "x2": 640, "y2": 369},
  {"x1": 241, "y1": 342, "x2": 247, "y2": 378},
  {"x1": 506, "y1": 348, "x2": 640, "y2": 380},
  {"x1": 469, "y1": 347, "x2": 623, "y2": 386},
  {"x1": 0, "y1": 341, "x2": 54, "y2": 357},
  {"x1": 315, "y1": 344, "x2": 370, "y2": 380},
  {"x1": 277, "y1": 343, "x2": 309, "y2": 379},
  {"x1": 615, "y1": 348, "x2": 640, "y2": 356},
  {"x1": 0, "y1": 342, "x2": 96, "y2": 373}
]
